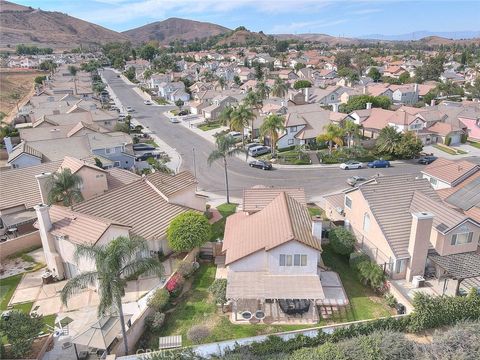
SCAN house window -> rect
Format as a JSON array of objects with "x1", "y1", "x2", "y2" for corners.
[
  {"x1": 294, "y1": 254, "x2": 301, "y2": 266},
  {"x1": 394, "y1": 259, "x2": 407, "y2": 274},
  {"x1": 451, "y1": 232, "x2": 473, "y2": 245},
  {"x1": 285, "y1": 255, "x2": 292, "y2": 266},
  {"x1": 429, "y1": 177, "x2": 437, "y2": 186},
  {"x1": 363, "y1": 213, "x2": 370, "y2": 232},
  {"x1": 330, "y1": 95, "x2": 335, "y2": 101},
  {"x1": 279, "y1": 254, "x2": 285, "y2": 266},
  {"x1": 301, "y1": 255, "x2": 307, "y2": 266},
  {"x1": 345, "y1": 196, "x2": 352, "y2": 209},
  {"x1": 290, "y1": 126, "x2": 297, "y2": 133},
  {"x1": 113, "y1": 161, "x2": 121, "y2": 167},
  {"x1": 288, "y1": 139, "x2": 294, "y2": 145},
  {"x1": 104, "y1": 121, "x2": 111, "y2": 125},
  {"x1": 279, "y1": 254, "x2": 294, "y2": 266}
]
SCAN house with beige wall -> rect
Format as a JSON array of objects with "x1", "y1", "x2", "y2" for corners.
[{"x1": 324, "y1": 174, "x2": 480, "y2": 295}]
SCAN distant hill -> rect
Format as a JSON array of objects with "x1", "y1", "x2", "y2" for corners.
[
  {"x1": 216, "y1": 28, "x2": 270, "y2": 46},
  {"x1": 123, "y1": 18, "x2": 229, "y2": 45},
  {"x1": 0, "y1": 0, "x2": 128, "y2": 49},
  {"x1": 360, "y1": 30, "x2": 480, "y2": 41},
  {"x1": 418, "y1": 36, "x2": 480, "y2": 46},
  {"x1": 275, "y1": 33, "x2": 366, "y2": 46}
]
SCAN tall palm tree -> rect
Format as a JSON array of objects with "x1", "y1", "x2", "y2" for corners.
[
  {"x1": 260, "y1": 114, "x2": 285, "y2": 156},
  {"x1": 243, "y1": 91, "x2": 263, "y2": 137},
  {"x1": 61, "y1": 236, "x2": 163, "y2": 355},
  {"x1": 343, "y1": 119, "x2": 361, "y2": 148},
  {"x1": 231, "y1": 104, "x2": 255, "y2": 141},
  {"x1": 256, "y1": 81, "x2": 270, "y2": 100},
  {"x1": 271, "y1": 78, "x2": 288, "y2": 98},
  {"x1": 218, "y1": 106, "x2": 235, "y2": 129},
  {"x1": 48, "y1": 168, "x2": 84, "y2": 207},
  {"x1": 208, "y1": 134, "x2": 244, "y2": 204},
  {"x1": 316, "y1": 124, "x2": 345, "y2": 154},
  {"x1": 376, "y1": 126, "x2": 402, "y2": 155}
]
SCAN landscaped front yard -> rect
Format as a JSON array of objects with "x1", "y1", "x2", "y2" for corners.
[
  {"x1": 209, "y1": 203, "x2": 237, "y2": 241},
  {"x1": 198, "y1": 121, "x2": 222, "y2": 131}
]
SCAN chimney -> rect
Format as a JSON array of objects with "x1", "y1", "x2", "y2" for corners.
[
  {"x1": 363, "y1": 85, "x2": 367, "y2": 95},
  {"x1": 430, "y1": 99, "x2": 435, "y2": 107},
  {"x1": 414, "y1": 83, "x2": 418, "y2": 93},
  {"x1": 406, "y1": 212, "x2": 433, "y2": 282},
  {"x1": 366, "y1": 102, "x2": 372, "y2": 110},
  {"x1": 35, "y1": 173, "x2": 53, "y2": 204},
  {"x1": 4, "y1": 137, "x2": 14, "y2": 154},
  {"x1": 311, "y1": 216, "x2": 323, "y2": 241},
  {"x1": 332, "y1": 103, "x2": 339, "y2": 112},
  {"x1": 304, "y1": 87, "x2": 310, "y2": 103}
]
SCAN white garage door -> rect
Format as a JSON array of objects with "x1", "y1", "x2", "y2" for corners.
[{"x1": 449, "y1": 134, "x2": 461, "y2": 145}]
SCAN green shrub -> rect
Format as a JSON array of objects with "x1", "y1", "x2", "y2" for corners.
[
  {"x1": 329, "y1": 228, "x2": 356, "y2": 256},
  {"x1": 384, "y1": 293, "x2": 398, "y2": 308},
  {"x1": 0, "y1": 311, "x2": 45, "y2": 358},
  {"x1": 167, "y1": 211, "x2": 211, "y2": 252},
  {"x1": 445, "y1": 135, "x2": 452, "y2": 146},
  {"x1": 145, "y1": 311, "x2": 165, "y2": 333},
  {"x1": 148, "y1": 288, "x2": 170, "y2": 311},
  {"x1": 208, "y1": 279, "x2": 227, "y2": 304},
  {"x1": 348, "y1": 252, "x2": 370, "y2": 270},
  {"x1": 461, "y1": 133, "x2": 467, "y2": 143},
  {"x1": 357, "y1": 261, "x2": 386, "y2": 292}
]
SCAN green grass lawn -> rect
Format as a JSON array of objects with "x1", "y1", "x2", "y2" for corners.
[
  {"x1": 198, "y1": 121, "x2": 222, "y2": 131},
  {"x1": 322, "y1": 245, "x2": 392, "y2": 321},
  {"x1": 0, "y1": 274, "x2": 23, "y2": 310},
  {"x1": 277, "y1": 150, "x2": 311, "y2": 165},
  {"x1": 308, "y1": 206, "x2": 323, "y2": 218},
  {"x1": 157, "y1": 264, "x2": 316, "y2": 347},
  {"x1": 432, "y1": 144, "x2": 468, "y2": 155},
  {"x1": 209, "y1": 203, "x2": 237, "y2": 241}
]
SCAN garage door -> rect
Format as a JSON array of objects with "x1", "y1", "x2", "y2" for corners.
[{"x1": 449, "y1": 134, "x2": 461, "y2": 145}]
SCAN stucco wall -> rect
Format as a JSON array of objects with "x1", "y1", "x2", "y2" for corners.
[
  {"x1": 168, "y1": 188, "x2": 206, "y2": 212},
  {"x1": 10, "y1": 153, "x2": 42, "y2": 169},
  {"x1": 434, "y1": 221, "x2": 480, "y2": 256},
  {"x1": 0, "y1": 230, "x2": 41, "y2": 260},
  {"x1": 229, "y1": 250, "x2": 266, "y2": 272},
  {"x1": 77, "y1": 167, "x2": 108, "y2": 200},
  {"x1": 267, "y1": 241, "x2": 319, "y2": 274}
]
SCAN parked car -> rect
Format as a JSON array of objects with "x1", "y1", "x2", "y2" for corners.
[
  {"x1": 248, "y1": 145, "x2": 270, "y2": 157},
  {"x1": 133, "y1": 143, "x2": 155, "y2": 151},
  {"x1": 126, "y1": 106, "x2": 134, "y2": 112},
  {"x1": 367, "y1": 159, "x2": 390, "y2": 168},
  {"x1": 169, "y1": 117, "x2": 181, "y2": 123},
  {"x1": 418, "y1": 156, "x2": 438, "y2": 165},
  {"x1": 227, "y1": 131, "x2": 243, "y2": 141},
  {"x1": 340, "y1": 160, "x2": 363, "y2": 170},
  {"x1": 144, "y1": 100, "x2": 153, "y2": 105},
  {"x1": 245, "y1": 142, "x2": 262, "y2": 151},
  {"x1": 135, "y1": 152, "x2": 159, "y2": 161},
  {"x1": 249, "y1": 160, "x2": 272, "y2": 170},
  {"x1": 118, "y1": 113, "x2": 127, "y2": 120},
  {"x1": 347, "y1": 176, "x2": 368, "y2": 186}
]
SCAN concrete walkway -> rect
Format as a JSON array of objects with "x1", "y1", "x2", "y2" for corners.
[{"x1": 424, "y1": 143, "x2": 480, "y2": 160}]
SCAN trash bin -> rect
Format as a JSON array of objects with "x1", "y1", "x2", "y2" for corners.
[{"x1": 396, "y1": 303, "x2": 406, "y2": 315}]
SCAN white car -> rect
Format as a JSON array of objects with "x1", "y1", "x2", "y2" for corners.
[
  {"x1": 144, "y1": 100, "x2": 153, "y2": 105},
  {"x1": 126, "y1": 106, "x2": 134, "y2": 112},
  {"x1": 340, "y1": 160, "x2": 363, "y2": 170},
  {"x1": 169, "y1": 117, "x2": 181, "y2": 123},
  {"x1": 227, "y1": 131, "x2": 243, "y2": 141}
]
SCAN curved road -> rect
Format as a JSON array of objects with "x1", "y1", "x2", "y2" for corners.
[{"x1": 103, "y1": 69, "x2": 428, "y2": 201}]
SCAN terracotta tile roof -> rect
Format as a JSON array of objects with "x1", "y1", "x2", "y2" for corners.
[
  {"x1": 59, "y1": 156, "x2": 106, "y2": 174},
  {"x1": 105, "y1": 168, "x2": 140, "y2": 189},
  {"x1": 146, "y1": 171, "x2": 196, "y2": 198},
  {"x1": 422, "y1": 158, "x2": 479, "y2": 186},
  {"x1": 0, "y1": 161, "x2": 62, "y2": 210},
  {"x1": 224, "y1": 192, "x2": 320, "y2": 265},
  {"x1": 48, "y1": 205, "x2": 130, "y2": 246},
  {"x1": 360, "y1": 108, "x2": 396, "y2": 130},
  {"x1": 243, "y1": 187, "x2": 306, "y2": 212},
  {"x1": 73, "y1": 178, "x2": 193, "y2": 240},
  {"x1": 427, "y1": 122, "x2": 461, "y2": 136}
]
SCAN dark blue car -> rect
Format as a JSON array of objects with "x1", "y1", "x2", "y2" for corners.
[{"x1": 367, "y1": 159, "x2": 390, "y2": 168}]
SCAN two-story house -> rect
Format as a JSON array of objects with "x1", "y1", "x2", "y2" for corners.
[{"x1": 202, "y1": 95, "x2": 238, "y2": 121}]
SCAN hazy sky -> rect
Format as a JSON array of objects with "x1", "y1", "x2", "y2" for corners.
[{"x1": 13, "y1": 0, "x2": 480, "y2": 36}]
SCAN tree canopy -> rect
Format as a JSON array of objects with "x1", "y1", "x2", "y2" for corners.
[
  {"x1": 339, "y1": 95, "x2": 392, "y2": 113},
  {"x1": 167, "y1": 211, "x2": 211, "y2": 252}
]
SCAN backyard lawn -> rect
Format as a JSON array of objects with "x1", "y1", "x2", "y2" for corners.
[
  {"x1": 198, "y1": 121, "x2": 222, "y2": 131},
  {"x1": 209, "y1": 203, "x2": 237, "y2": 241},
  {"x1": 0, "y1": 274, "x2": 23, "y2": 310},
  {"x1": 322, "y1": 245, "x2": 393, "y2": 321},
  {"x1": 156, "y1": 264, "x2": 316, "y2": 347}
]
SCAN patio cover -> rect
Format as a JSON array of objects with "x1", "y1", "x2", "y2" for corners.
[
  {"x1": 428, "y1": 251, "x2": 480, "y2": 280},
  {"x1": 72, "y1": 315, "x2": 131, "y2": 350},
  {"x1": 226, "y1": 272, "x2": 325, "y2": 300},
  {"x1": 1, "y1": 209, "x2": 37, "y2": 228}
]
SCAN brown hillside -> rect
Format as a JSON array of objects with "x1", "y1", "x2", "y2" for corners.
[
  {"x1": 419, "y1": 36, "x2": 480, "y2": 46},
  {"x1": 275, "y1": 33, "x2": 364, "y2": 46},
  {"x1": 217, "y1": 29, "x2": 270, "y2": 46},
  {"x1": 0, "y1": 0, "x2": 128, "y2": 49},
  {"x1": 123, "y1": 17, "x2": 229, "y2": 44}
]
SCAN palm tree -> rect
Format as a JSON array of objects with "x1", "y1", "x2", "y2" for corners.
[
  {"x1": 271, "y1": 78, "x2": 288, "y2": 98},
  {"x1": 316, "y1": 124, "x2": 345, "y2": 154},
  {"x1": 376, "y1": 126, "x2": 402, "y2": 155},
  {"x1": 256, "y1": 81, "x2": 270, "y2": 100},
  {"x1": 217, "y1": 76, "x2": 226, "y2": 90},
  {"x1": 260, "y1": 114, "x2": 285, "y2": 156},
  {"x1": 48, "y1": 168, "x2": 84, "y2": 207},
  {"x1": 243, "y1": 91, "x2": 263, "y2": 137},
  {"x1": 61, "y1": 236, "x2": 163, "y2": 355},
  {"x1": 208, "y1": 134, "x2": 244, "y2": 204},
  {"x1": 218, "y1": 106, "x2": 235, "y2": 129},
  {"x1": 343, "y1": 119, "x2": 361, "y2": 148},
  {"x1": 231, "y1": 104, "x2": 254, "y2": 141}
]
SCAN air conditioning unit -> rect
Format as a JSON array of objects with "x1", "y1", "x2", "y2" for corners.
[{"x1": 412, "y1": 275, "x2": 425, "y2": 288}]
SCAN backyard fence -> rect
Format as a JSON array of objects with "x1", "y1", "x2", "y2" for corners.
[{"x1": 0, "y1": 230, "x2": 41, "y2": 260}]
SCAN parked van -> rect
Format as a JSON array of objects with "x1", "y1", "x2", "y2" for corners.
[{"x1": 248, "y1": 146, "x2": 270, "y2": 157}]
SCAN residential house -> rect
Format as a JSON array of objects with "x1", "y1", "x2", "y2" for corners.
[
  {"x1": 324, "y1": 174, "x2": 480, "y2": 295},
  {"x1": 421, "y1": 158, "x2": 479, "y2": 190},
  {"x1": 202, "y1": 95, "x2": 238, "y2": 121},
  {"x1": 220, "y1": 187, "x2": 347, "y2": 323},
  {"x1": 157, "y1": 82, "x2": 190, "y2": 102},
  {"x1": 390, "y1": 84, "x2": 419, "y2": 105}
]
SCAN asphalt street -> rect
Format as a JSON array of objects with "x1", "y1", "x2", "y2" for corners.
[{"x1": 102, "y1": 69, "x2": 444, "y2": 201}]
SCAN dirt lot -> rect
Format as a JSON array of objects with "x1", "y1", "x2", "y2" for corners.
[{"x1": 0, "y1": 68, "x2": 43, "y2": 120}]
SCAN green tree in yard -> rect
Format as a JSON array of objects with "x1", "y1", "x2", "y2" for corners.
[
  {"x1": 339, "y1": 95, "x2": 392, "y2": 113},
  {"x1": 260, "y1": 114, "x2": 285, "y2": 156},
  {"x1": 68, "y1": 65, "x2": 78, "y2": 76},
  {"x1": 294, "y1": 62, "x2": 306, "y2": 71},
  {"x1": 368, "y1": 67, "x2": 381, "y2": 82},
  {"x1": 342, "y1": 119, "x2": 361, "y2": 148},
  {"x1": 357, "y1": 261, "x2": 386, "y2": 291},
  {"x1": 233, "y1": 75, "x2": 241, "y2": 86},
  {"x1": 335, "y1": 51, "x2": 353, "y2": 70},
  {"x1": 61, "y1": 236, "x2": 163, "y2": 355},
  {"x1": 39, "y1": 59, "x2": 57, "y2": 74},
  {"x1": 0, "y1": 311, "x2": 44, "y2": 359},
  {"x1": 34, "y1": 75, "x2": 46, "y2": 85},
  {"x1": 256, "y1": 81, "x2": 270, "y2": 100},
  {"x1": 271, "y1": 77, "x2": 288, "y2": 98},
  {"x1": 275, "y1": 40, "x2": 289, "y2": 53},
  {"x1": 167, "y1": 211, "x2": 211, "y2": 252},
  {"x1": 138, "y1": 44, "x2": 158, "y2": 61},
  {"x1": 293, "y1": 80, "x2": 312, "y2": 90},
  {"x1": 231, "y1": 104, "x2": 254, "y2": 138},
  {"x1": 243, "y1": 91, "x2": 263, "y2": 134},
  {"x1": 208, "y1": 279, "x2": 227, "y2": 304},
  {"x1": 317, "y1": 124, "x2": 345, "y2": 154},
  {"x1": 375, "y1": 126, "x2": 402, "y2": 156},
  {"x1": 175, "y1": 99, "x2": 184, "y2": 110},
  {"x1": 395, "y1": 131, "x2": 423, "y2": 159},
  {"x1": 48, "y1": 168, "x2": 84, "y2": 207},
  {"x1": 329, "y1": 227, "x2": 356, "y2": 256},
  {"x1": 124, "y1": 66, "x2": 136, "y2": 81},
  {"x1": 399, "y1": 72, "x2": 411, "y2": 84},
  {"x1": 218, "y1": 105, "x2": 235, "y2": 128},
  {"x1": 208, "y1": 134, "x2": 244, "y2": 204}
]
